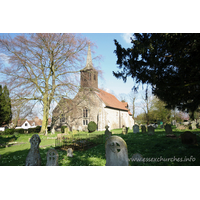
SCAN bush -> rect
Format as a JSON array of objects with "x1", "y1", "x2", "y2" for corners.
[
  {"x1": 5, "y1": 128, "x2": 15, "y2": 135},
  {"x1": 35, "y1": 126, "x2": 41, "y2": 133},
  {"x1": 16, "y1": 129, "x2": 25, "y2": 134},
  {"x1": 87, "y1": 121, "x2": 97, "y2": 133},
  {"x1": 28, "y1": 128, "x2": 36, "y2": 133},
  {"x1": 61, "y1": 126, "x2": 67, "y2": 133}
]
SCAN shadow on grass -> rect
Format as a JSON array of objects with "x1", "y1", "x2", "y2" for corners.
[{"x1": 1, "y1": 131, "x2": 200, "y2": 166}]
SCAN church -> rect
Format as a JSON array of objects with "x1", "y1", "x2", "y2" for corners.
[{"x1": 52, "y1": 44, "x2": 134, "y2": 131}]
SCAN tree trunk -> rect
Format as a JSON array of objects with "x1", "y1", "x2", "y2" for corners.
[{"x1": 40, "y1": 95, "x2": 50, "y2": 134}]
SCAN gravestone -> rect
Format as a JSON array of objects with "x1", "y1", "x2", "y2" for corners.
[
  {"x1": 67, "y1": 148, "x2": 73, "y2": 157},
  {"x1": 105, "y1": 136, "x2": 129, "y2": 166},
  {"x1": 191, "y1": 121, "x2": 196, "y2": 130},
  {"x1": 57, "y1": 134, "x2": 63, "y2": 140},
  {"x1": 122, "y1": 126, "x2": 126, "y2": 135},
  {"x1": 51, "y1": 127, "x2": 55, "y2": 135},
  {"x1": 46, "y1": 149, "x2": 59, "y2": 166},
  {"x1": 171, "y1": 120, "x2": 176, "y2": 126},
  {"x1": 105, "y1": 125, "x2": 112, "y2": 140},
  {"x1": 25, "y1": 134, "x2": 41, "y2": 166},
  {"x1": 133, "y1": 124, "x2": 139, "y2": 133},
  {"x1": 65, "y1": 127, "x2": 69, "y2": 134},
  {"x1": 131, "y1": 153, "x2": 144, "y2": 162},
  {"x1": 181, "y1": 131, "x2": 197, "y2": 145},
  {"x1": 126, "y1": 127, "x2": 129, "y2": 134},
  {"x1": 72, "y1": 130, "x2": 77, "y2": 135},
  {"x1": 165, "y1": 124, "x2": 173, "y2": 134},
  {"x1": 148, "y1": 125, "x2": 155, "y2": 135},
  {"x1": 141, "y1": 125, "x2": 146, "y2": 133}
]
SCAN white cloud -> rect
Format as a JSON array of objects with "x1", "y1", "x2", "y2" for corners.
[
  {"x1": 121, "y1": 33, "x2": 133, "y2": 44},
  {"x1": 0, "y1": 53, "x2": 9, "y2": 64}
]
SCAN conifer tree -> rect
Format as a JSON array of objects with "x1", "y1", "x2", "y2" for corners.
[{"x1": 0, "y1": 85, "x2": 12, "y2": 126}]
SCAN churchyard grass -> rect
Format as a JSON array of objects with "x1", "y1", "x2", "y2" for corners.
[{"x1": 0, "y1": 127, "x2": 200, "y2": 166}]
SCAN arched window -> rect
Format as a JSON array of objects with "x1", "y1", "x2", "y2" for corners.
[
  {"x1": 83, "y1": 107, "x2": 88, "y2": 118},
  {"x1": 83, "y1": 107, "x2": 89, "y2": 125},
  {"x1": 89, "y1": 73, "x2": 91, "y2": 80},
  {"x1": 94, "y1": 74, "x2": 96, "y2": 80}
]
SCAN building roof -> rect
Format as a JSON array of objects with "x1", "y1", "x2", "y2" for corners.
[{"x1": 96, "y1": 89, "x2": 132, "y2": 114}]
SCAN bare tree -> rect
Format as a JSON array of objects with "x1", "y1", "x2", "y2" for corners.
[
  {"x1": 128, "y1": 91, "x2": 137, "y2": 120},
  {"x1": 0, "y1": 33, "x2": 99, "y2": 133}
]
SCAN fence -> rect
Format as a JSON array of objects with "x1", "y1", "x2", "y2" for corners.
[{"x1": 55, "y1": 133, "x2": 104, "y2": 151}]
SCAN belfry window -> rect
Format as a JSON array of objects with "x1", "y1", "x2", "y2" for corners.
[{"x1": 60, "y1": 114, "x2": 65, "y2": 122}]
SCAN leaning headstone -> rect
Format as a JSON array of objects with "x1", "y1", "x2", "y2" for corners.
[
  {"x1": 131, "y1": 153, "x2": 144, "y2": 162},
  {"x1": 133, "y1": 124, "x2": 139, "y2": 133},
  {"x1": 122, "y1": 126, "x2": 126, "y2": 135},
  {"x1": 67, "y1": 148, "x2": 73, "y2": 157},
  {"x1": 148, "y1": 126, "x2": 155, "y2": 135},
  {"x1": 165, "y1": 124, "x2": 173, "y2": 134},
  {"x1": 105, "y1": 136, "x2": 129, "y2": 166},
  {"x1": 46, "y1": 149, "x2": 59, "y2": 166},
  {"x1": 25, "y1": 134, "x2": 41, "y2": 166},
  {"x1": 105, "y1": 125, "x2": 112, "y2": 140},
  {"x1": 141, "y1": 125, "x2": 146, "y2": 133},
  {"x1": 51, "y1": 127, "x2": 55, "y2": 135},
  {"x1": 181, "y1": 131, "x2": 197, "y2": 145}
]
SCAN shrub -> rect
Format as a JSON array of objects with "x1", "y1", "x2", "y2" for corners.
[
  {"x1": 16, "y1": 129, "x2": 25, "y2": 134},
  {"x1": 5, "y1": 128, "x2": 15, "y2": 135},
  {"x1": 61, "y1": 126, "x2": 67, "y2": 133},
  {"x1": 87, "y1": 121, "x2": 97, "y2": 133},
  {"x1": 35, "y1": 126, "x2": 41, "y2": 133},
  {"x1": 28, "y1": 128, "x2": 36, "y2": 133}
]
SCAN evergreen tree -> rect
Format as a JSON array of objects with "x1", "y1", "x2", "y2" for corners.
[
  {"x1": 113, "y1": 33, "x2": 200, "y2": 119},
  {"x1": 0, "y1": 85, "x2": 12, "y2": 126}
]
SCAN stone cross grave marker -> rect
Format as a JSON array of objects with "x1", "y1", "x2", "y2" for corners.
[
  {"x1": 51, "y1": 127, "x2": 55, "y2": 135},
  {"x1": 67, "y1": 148, "x2": 73, "y2": 157},
  {"x1": 105, "y1": 136, "x2": 129, "y2": 166},
  {"x1": 148, "y1": 125, "x2": 155, "y2": 135},
  {"x1": 131, "y1": 153, "x2": 144, "y2": 162},
  {"x1": 105, "y1": 125, "x2": 112, "y2": 140},
  {"x1": 46, "y1": 149, "x2": 59, "y2": 166},
  {"x1": 165, "y1": 124, "x2": 173, "y2": 134},
  {"x1": 133, "y1": 124, "x2": 139, "y2": 133},
  {"x1": 25, "y1": 134, "x2": 41, "y2": 166},
  {"x1": 181, "y1": 131, "x2": 197, "y2": 145},
  {"x1": 141, "y1": 125, "x2": 146, "y2": 133}
]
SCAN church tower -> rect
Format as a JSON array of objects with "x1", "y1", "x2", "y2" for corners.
[{"x1": 80, "y1": 43, "x2": 98, "y2": 89}]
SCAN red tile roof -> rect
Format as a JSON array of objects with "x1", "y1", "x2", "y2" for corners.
[{"x1": 96, "y1": 89, "x2": 132, "y2": 114}]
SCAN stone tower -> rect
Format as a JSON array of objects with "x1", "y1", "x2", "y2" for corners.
[{"x1": 80, "y1": 43, "x2": 98, "y2": 89}]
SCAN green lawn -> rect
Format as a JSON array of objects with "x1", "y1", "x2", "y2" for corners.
[{"x1": 0, "y1": 127, "x2": 200, "y2": 166}]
